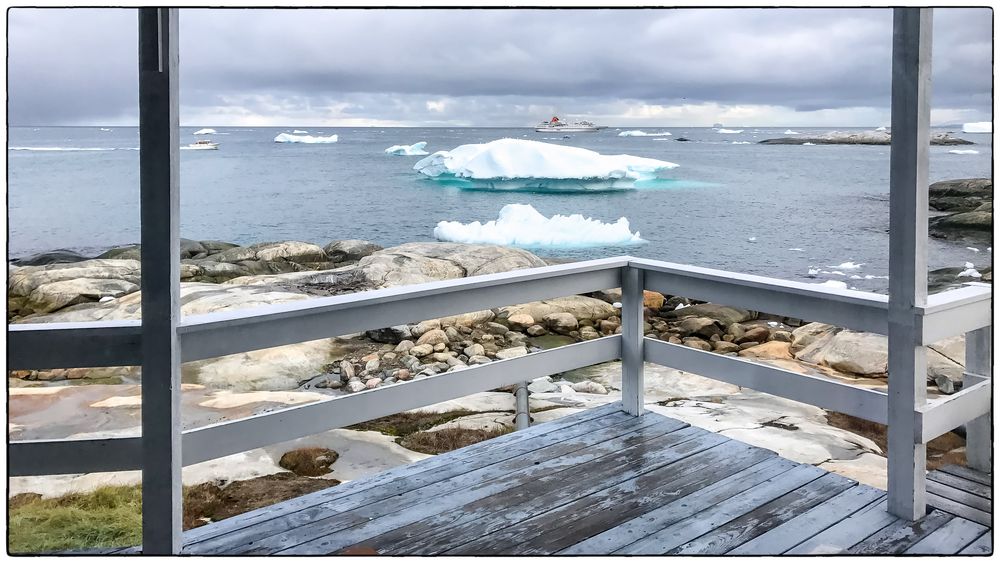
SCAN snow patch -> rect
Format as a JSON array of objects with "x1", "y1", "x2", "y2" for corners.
[
  {"x1": 433, "y1": 204, "x2": 645, "y2": 248},
  {"x1": 385, "y1": 141, "x2": 429, "y2": 156},
  {"x1": 618, "y1": 130, "x2": 671, "y2": 137},
  {"x1": 962, "y1": 122, "x2": 992, "y2": 134},
  {"x1": 948, "y1": 149, "x2": 980, "y2": 155},
  {"x1": 274, "y1": 133, "x2": 339, "y2": 144},
  {"x1": 193, "y1": 128, "x2": 217, "y2": 135}
]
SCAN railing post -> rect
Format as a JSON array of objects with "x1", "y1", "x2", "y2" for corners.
[
  {"x1": 621, "y1": 266, "x2": 645, "y2": 416},
  {"x1": 965, "y1": 326, "x2": 992, "y2": 472},
  {"x1": 886, "y1": 7, "x2": 932, "y2": 521},
  {"x1": 139, "y1": 7, "x2": 182, "y2": 554},
  {"x1": 515, "y1": 381, "x2": 530, "y2": 430}
]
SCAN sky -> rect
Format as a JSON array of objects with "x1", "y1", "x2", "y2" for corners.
[{"x1": 6, "y1": 7, "x2": 994, "y2": 127}]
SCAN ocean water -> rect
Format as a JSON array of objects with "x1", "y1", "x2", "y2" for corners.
[{"x1": 7, "y1": 126, "x2": 992, "y2": 292}]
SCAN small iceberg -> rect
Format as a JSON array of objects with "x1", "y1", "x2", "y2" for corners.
[
  {"x1": 618, "y1": 130, "x2": 671, "y2": 137},
  {"x1": 962, "y1": 122, "x2": 992, "y2": 134},
  {"x1": 803, "y1": 142, "x2": 816, "y2": 146},
  {"x1": 193, "y1": 128, "x2": 217, "y2": 135},
  {"x1": 949, "y1": 149, "x2": 980, "y2": 155},
  {"x1": 967, "y1": 247, "x2": 980, "y2": 252},
  {"x1": 958, "y1": 262, "x2": 982, "y2": 278},
  {"x1": 385, "y1": 142, "x2": 429, "y2": 156},
  {"x1": 831, "y1": 261, "x2": 864, "y2": 270},
  {"x1": 731, "y1": 141, "x2": 751, "y2": 145},
  {"x1": 413, "y1": 138, "x2": 678, "y2": 191},
  {"x1": 716, "y1": 128, "x2": 743, "y2": 134},
  {"x1": 99, "y1": 128, "x2": 112, "y2": 132},
  {"x1": 875, "y1": 126, "x2": 888, "y2": 132},
  {"x1": 783, "y1": 130, "x2": 800, "y2": 135},
  {"x1": 817, "y1": 280, "x2": 849, "y2": 290},
  {"x1": 274, "y1": 133, "x2": 339, "y2": 144},
  {"x1": 433, "y1": 204, "x2": 645, "y2": 248},
  {"x1": 788, "y1": 248, "x2": 805, "y2": 252},
  {"x1": 292, "y1": 129, "x2": 309, "y2": 134}
]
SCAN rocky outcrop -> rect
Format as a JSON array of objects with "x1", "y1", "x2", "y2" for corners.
[
  {"x1": 353, "y1": 242, "x2": 547, "y2": 288},
  {"x1": 9, "y1": 249, "x2": 89, "y2": 267},
  {"x1": 929, "y1": 178, "x2": 992, "y2": 212},
  {"x1": 323, "y1": 240, "x2": 383, "y2": 263},
  {"x1": 759, "y1": 131, "x2": 973, "y2": 146}
]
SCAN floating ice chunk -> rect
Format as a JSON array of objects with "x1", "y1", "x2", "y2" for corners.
[
  {"x1": 413, "y1": 138, "x2": 678, "y2": 183},
  {"x1": 385, "y1": 141, "x2": 429, "y2": 156},
  {"x1": 864, "y1": 274, "x2": 889, "y2": 280},
  {"x1": 618, "y1": 130, "x2": 672, "y2": 137},
  {"x1": 292, "y1": 130, "x2": 308, "y2": 134},
  {"x1": 989, "y1": 247, "x2": 993, "y2": 253},
  {"x1": 99, "y1": 128, "x2": 112, "y2": 132},
  {"x1": 832, "y1": 261, "x2": 864, "y2": 270},
  {"x1": 433, "y1": 204, "x2": 645, "y2": 248},
  {"x1": 967, "y1": 247, "x2": 980, "y2": 252},
  {"x1": 949, "y1": 149, "x2": 980, "y2": 155},
  {"x1": 962, "y1": 122, "x2": 992, "y2": 133},
  {"x1": 731, "y1": 141, "x2": 751, "y2": 145},
  {"x1": 716, "y1": 128, "x2": 743, "y2": 134},
  {"x1": 783, "y1": 130, "x2": 800, "y2": 135},
  {"x1": 965, "y1": 262, "x2": 975, "y2": 269},
  {"x1": 274, "y1": 133, "x2": 339, "y2": 144},
  {"x1": 193, "y1": 128, "x2": 216, "y2": 135},
  {"x1": 747, "y1": 237, "x2": 757, "y2": 242},
  {"x1": 789, "y1": 248, "x2": 805, "y2": 252},
  {"x1": 875, "y1": 126, "x2": 888, "y2": 132},
  {"x1": 817, "y1": 280, "x2": 848, "y2": 289},
  {"x1": 958, "y1": 267, "x2": 982, "y2": 278},
  {"x1": 850, "y1": 275, "x2": 862, "y2": 280},
  {"x1": 807, "y1": 268, "x2": 820, "y2": 276},
  {"x1": 802, "y1": 142, "x2": 816, "y2": 146}
]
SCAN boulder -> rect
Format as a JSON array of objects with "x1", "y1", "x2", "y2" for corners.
[
  {"x1": 660, "y1": 303, "x2": 753, "y2": 325},
  {"x1": 416, "y1": 329, "x2": 450, "y2": 346},
  {"x1": 543, "y1": 312, "x2": 579, "y2": 334},
  {"x1": 495, "y1": 346, "x2": 528, "y2": 360},
  {"x1": 507, "y1": 313, "x2": 536, "y2": 331},
  {"x1": 10, "y1": 249, "x2": 90, "y2": 266},
  {"x1": 928, "y1": 178, "x2": 992, "y2": 207},
  {"x1": 643, "y1": 290, "x2": 665, "y2": 310},
  {"x1": 736, "y1": 326, "x2": 770, "y2": 345},
  {"x1": 436, "y1": 310, "x2": 495, "y2": 327},
  {"x1": 738, "y1": 341, "x2": 794, "y2": 360},
  {"x1": 409, "y1": 344, "x2": 434, "y2": 357},
  {"x1": 682, "y1": 338, "x2": 713, "y2": 352},
  {"x1": 365, "y1": 325, "x2": 412, "y2": 344},
  {"x1": 712, "y1": 341, "x2": 741, "y2": 354},
  {"x1": 526, "y1": 325, "x2": 547, "y2": 336},
  {"x1": 528, "y1": 378, "x2": 558, "y2": 394},
  {"x1": 356, "y1": 243, "x2": 546, "y2": 288},
  {"x1": 323, "y1": 240, "x2": 383, "y2": 263},
  {"x1": 571, "y1": 380, "x2": 608, "y2": 395},
  {"x1": 677, "y1": 317, "x2": 723, "y2": 338},
  {"x1": 25, "y1": 278, "x2": 139, "y2": 314},
  {"x1": 499, "y1": 296, "x2": 616, "y2": 324},
  {"x1": 207, "y1": 241, "x2": 328, "y2": 265},
  {"x1": 278, "y1": 447, "x2": 339, "y2": 477}
]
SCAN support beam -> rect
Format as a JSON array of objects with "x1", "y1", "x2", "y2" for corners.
[
  {"x1": 886, "y1": 7, "x2": 932, "y2": 521},
  {"x1": 138, "y1": 7, "x2": 182, "y2": 554},
  {"x1": 515, "y1": 382, "x2": 531, "y2": 431},
  {"x1": 965, "y1": 326, "x2": 992, "y2": 472},
  {"x1": 620, "y1": 266, "x2": 644, "y2": 416}
]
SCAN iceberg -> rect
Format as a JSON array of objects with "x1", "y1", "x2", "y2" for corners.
[
  {"x1": 783, "y1": 130, "x2": 800, "y2": 135},
  {"x1": 433, "y1": 204, "x2": 645, "y2": 248},
  {"x1": 949, "y1": 149, "x2": 980, "y2": 155},
  {"x1": 618, "y1": 130, "x2": 672, "y2": 137},
  {"x1": 816, "y1": 280, "x2": 848, "y2": 290},
  {"x1": 715, "y1": 128, "x2": 743, "y2": 134},
  {"x1": 292, "y1": 129, "x2": 308, "y2": 134},
  {"x1": 731, "y1": 141, "x2": 751, "y2": 145},
  {"x1": 193, "y1": 128, "x2": 217, "y2": 135},
  {"x1": 875, "y1": 126, "x2": 888, "y2": 132},
  {"x1": 831, "y1": 261, "x2": 864, "y2": 270},
  {"x1": 412, "y1": 138, "x2": 678, "y2": 191},
  {"x1": 962, "y1": 122, "x2": 992, "y2": 134},
  {"x1": 274, "y1": 133, "x2": 339, "y2": 144},
  {"x1": 385, "y1": 141, "x2": 429, "y2": 156},
  {"x1": 99, "y1": 128, "x2": 112, "y2": 132}
]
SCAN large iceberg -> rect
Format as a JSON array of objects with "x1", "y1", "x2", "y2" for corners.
[
  {"x1": 962, "y1": 122, "x2": 992, "y2": 133},
  {"x1": 618, "y1": 130, "x2": 671, "y2": 137},
  {"x1": 385, "y1": 141, "x2": 429, "y2": 156},
  {"x1": 433, "y1": 204, "x2": 645, "y2": 248},
  {"x1": 412, "y1": 138, "x2": 678, "y2": 191},
  {"x1": 193, "y1": 128, "x2": 217, "y2": 135},
  {"x1": 274, "y1": 133, "x2": 339, "y2": 144}
]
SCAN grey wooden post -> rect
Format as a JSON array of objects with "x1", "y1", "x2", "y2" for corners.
[
  {"x1": 886, "y1": 7, "x2": 932, "y2": 521},
  {"x1": 138, "y1": 7, "x2": 182, "y2": 554},
  {"x1": 965, "y1": 326, "x2": 992, "y2": 472},
  {"x1": 621, "y1": 266, "x2": 645, "y2": 416},
  {"x1": 515, "y1": 381, "x2": 530, "y2": 430}
]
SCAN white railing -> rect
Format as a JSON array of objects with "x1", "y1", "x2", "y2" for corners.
[{"x1": 8, "y1": 258, "x2": 992, "y2": 504}]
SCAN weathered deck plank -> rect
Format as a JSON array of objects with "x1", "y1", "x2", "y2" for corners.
[
  {"x1": 959, "y1": 531, "x2": 993, "y2": 554},
  {"x1": 904, "y1": 516, "x2": 989, "y2": 554},
  {"x1": 927, "y1": 492, "x2": 992, "y2": 527},
  {"x1": 848, "y1": 509, "x2": 954, "y2": 554},
  {"x1": 927, "y1": 478, "x2": 992, "y2": 513},
  {"x1": 927, "y1": 469, "x2": 991, "y2": 500},
  {"x1": 937, "y1": 464, "x2": 992, "y2": 487}
]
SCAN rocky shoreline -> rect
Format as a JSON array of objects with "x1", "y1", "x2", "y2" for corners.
[
  {"x1": 758, "y1": 130, "x2": 974, "y2": 145},
  {"x1": 928, "y1": 178, "x2": 993, "y2": 245}
]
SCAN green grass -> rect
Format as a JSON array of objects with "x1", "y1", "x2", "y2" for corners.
[
  {"x1": 8, "y1": 486, "x2": 143, "y2": 554},
  {"x1": 346, "y1": 409, "x2": 475, "y2": 437}
]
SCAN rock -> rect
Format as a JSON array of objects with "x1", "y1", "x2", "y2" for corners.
[
  {"x1": 278, "y1": 447, "x2": 339, "y2": 477},
  {"x1": 400, "y1": 355, "x2": 421, "y2": 371},
  {"x1": 929, "y1": 178, "x2": 992, "y2": 210},
  {"x1": 927, "y1": 347, "x2": 965, "y2": 394},
  {"x1": 579, "y1": 326, "x2": 600, "y2": 341},
  {"x1": 365, "y1": 378, "x2": 382, "y2": 389},
  {"x1": 463, "y1": 343, "x2": 486, "y2": 357},
  {"x1": 207, "y1": 241, "x2": 328, "y2": 265},
  {"x1": 726, "y1": 323, "x2": 746, "y2": 340},
  {"x1": 790, "y1": 322, "x2": 839, "y2": 355},
  {"x1": 738, "y1": 341, "x2": 793, "y2": 360},
  {"x1": 364, "y1": 359, "x2": 380, "y2": 373},
  {"x1": 930, "y1": 210, "x2": 993, "y2": 241},
  {"x1": 677, "y1": 317, "x2": 723, "y2": 338},
  {"x1": 25, "y1": 277, "x2": 139, "y2": 314},
  {"x1": 799, "y1": 330, "x2": 888, "y2": 375},
  {"x1": 528, "y1": 378, "x2": 558, "y2": 393},
  {"x1": 663, "y1": 296, "x2": 690, "y2": 311},
  {"x1": 444, "y1": 326, "x2": 462, "y2": 342},
  {"x1": 435, "y1": 310, "x2": 495, "y2": 327},
  {"x1": 484, "y1": 322, "x2": 509, "y2": 335},
  {"x1": 356, "y1": 242, "x2": 546, "y2": 288},
  {"x1": 526, "y1": 324, "x2": 547, "y2": 336},
  {"x1": 660, "y1": 303, "x2": 753, "y2": 325},
  {"x1": 543, "y1": 312, "x2": 579, "y2": 334},
  {"x1": 347, "y1": 380, "x2": 367, "y2": 393},
  {"x1": 395, "y1": 340, "x2": 415, "y2": 353},
  {"x1": 758, "y1": 130, "x2": 972, "y2": 146},
  {"x1": 365, "y1": 325, "x2": 412, "y2": 344},
  {"x1": 770, "y1": 330, "x2": 793, "y2": 343},
  {"x1": 643, "y1": 290, "x2": 665, "y2": 309},
  {"x1": 432, "y1": 352, "x2": 454, "y2": 363},
  {"x1": 712, "y1": 341, "x2": 741, "y2": 354},
  {"x1": 396, "y1": 369, "x2": 412, "y2": 381},
  {"x1": 499, "y1": 296, "x2": 617, "y2": 324},
  {"x1": 598, "y1": 319, "x2": 619, "y2": 334},
  {"x1": 468, "y1": 355, "x2": 492, "y2": 365},
  {"x1": 495, "y1": 346, "x2": 528, "y2": 360},
  {"x1": 409, "y1": 344, "x2": 434, "y2": 357},
  {"x1": 340, "y1": 361, "x2": 355, "y2": 380},
  {"x1": 571, "y1": 380, "x2": 608, "y2": 394},
  {"x1": 410, "y1": 320, "x2": 441, "y2": 338},
  {"x1": 506, "y1": 332, "x2": 528, "y2": 346},
  {"x1": 682, "y1": 338, "x2": 713, "y2": 352},
  {"x1": 10, "y1": 249, "x2": 89, "y2": 266},
  {"x1": 507, "y1": 313, "x2": 536, "y2": 331},
  {"x1": 433, "y1": 343, "x2": 447, "y2": 352},
  {"x1": 416, "y1": 329, "x2": 449, "y2": 346},
  {"x1": 736, "y1": 326, "x2": 770, "y2": 344},
  {"x1": 323, "y1": 239, "x2": 383, "y2": 263}
]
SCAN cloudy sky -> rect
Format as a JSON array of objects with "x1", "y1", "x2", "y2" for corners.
[{"x1": 7, "y1": 7, "x2": 993, "y2": 127}]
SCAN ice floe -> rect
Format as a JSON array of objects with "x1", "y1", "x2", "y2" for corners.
[
  {"x1": 788, "y1": 248, "x2": 805, "y2": 252},
  {"x1": 731, "y1": 141, "x2": 751, "y2": 145},
  {"x1": 962, "y1": 122, "x2": 992, "y2": 134},
  {"x1": 875, "y1": 126, "x2": 888, "y2": 132},
  {"x1": 715, "y1": 128, "x2": 744, "y2": 134},
  {"x1": 817, "y1": 280, "x2": 848, "y2": 289},
  {"x1": 193, "y1": 128, "x2": 217, "y2": 135},
  {"x1": 958, "y1": 262, "x2": 982, "y2": 278},
  {"x1": 292, "y1": 130, "x2": 308, "y2": 134},
  {"x1": 832, "y1": 261, "x2": 864, "y2": 270},
  {"x1": 783, "y1": 130, "x2": 801, "y2": 135},
  {"x1": 967, "y1": 247, "x2": 980, "y2": 252},
  {"x1": 99, "y1": 128, "x2": 112, "y2": 132},
  {"x1": 948, "y1": 149, "x2": 980, "y2": 155},
  {"x1": 385, "y1": 141, "x2": 429, "y2": 156},
  {"x1": 432, "y1": 204, "x2": 645, "y2": 248},
  {"x1": 618, "y1": 130, "x2": 671, "y2": 137},
  {"x1": 412, "y1": 138, "x2": 678, "y2": 190},
  {"x1": 802, "y1": 142, "x2": 816, "y2": 145},
  {"x1": 274, "y1": 133, "x2": 339, "y2": 144}
]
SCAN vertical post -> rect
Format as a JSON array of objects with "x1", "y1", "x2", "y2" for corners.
[
  {"x1": 887, "y1": 7, "x2": 932, "y2": 521},
  {"x1": 139, "y1": 7, "x2": 182, "y2": 554},
  {"x1": 621, "y1": 266, "x2": 645, "y2": 416},
  {"x1": 965, "y1": 326, "x2": 992, "y2": 472},
  {"x1": 515, "y1": 381, "x2": 530, "y2": 430}
]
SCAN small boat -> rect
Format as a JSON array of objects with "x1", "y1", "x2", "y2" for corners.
[
  {"x1": 535, "y1": 116, "x2": 601, "y2": 133},
  {"x1": 182, "y1": 140, "x2": 219, "y2": 150}
]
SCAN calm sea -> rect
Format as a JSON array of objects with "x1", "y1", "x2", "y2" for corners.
[{"x1": 7, "y1": 126, "x2": 992, "y2": 292}]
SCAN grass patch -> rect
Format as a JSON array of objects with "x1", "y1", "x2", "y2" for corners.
[
  {"x1": 826, "y1": 411, "x2": 967, "y2": 470},
  {"x1": 399, "y1": 427, "x2": 512, "y2": 455},
  {"x1": 9, "y1": 473, "x2": 339, "y2": 554},
  {"x1": 346, "y1": 409, "x2": 474, "y2": 437}
]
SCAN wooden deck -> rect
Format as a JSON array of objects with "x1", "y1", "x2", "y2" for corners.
[{"x1": 93, "y1": 404, "x2": 991, "y2": 555}]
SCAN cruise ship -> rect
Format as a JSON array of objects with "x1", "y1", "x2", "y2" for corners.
[{"x1": 534, "y1": 116, "x2": 603, "y2": 133}]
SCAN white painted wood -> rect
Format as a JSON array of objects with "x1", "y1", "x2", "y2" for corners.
[
  {"x1": 886, "y1": 7, "x2": 932, "y2": 522},
  {"x1": 7, "y1": 321, "x2": 143, "y2": 370},
  {"x1": 7, "y1": 437, "x2": 142, "y2": 476},
  {"x1": 644, "y1": 338, "x2": 888, "y2": 423},
  {"x1": 965, "y1": 326, "x2": 992, "y2": 472},
  {"x1": 920, "y1": 284, "x2": 992, "y2": 344},
  {"x1": 181, "y1": 336, "x2": 620, "y2": 466},
  {"x1": 515, "y1": 381, "x2": 530, "y2": 430},
  {"x1": 633, "y1": 258, "x2": 889, "y2": 334},
  {"x1": 620, "y1": 266, "x2": 644, "y2": 416},
  {"x1": 915, "y1": 379, "x2": 992, "y2": 443},
  {"x1": 137, "y1": 7, "x2": 182, "y2": 554}
]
